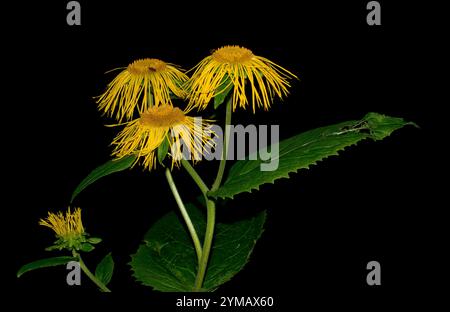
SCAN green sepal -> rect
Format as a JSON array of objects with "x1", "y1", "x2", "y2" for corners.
[
  {"x1": 80, "y1": 243, "x2": 95, "y2": 252},
  {"x1": 87, "y1": 237, "x2": 102, "y2": 244}
]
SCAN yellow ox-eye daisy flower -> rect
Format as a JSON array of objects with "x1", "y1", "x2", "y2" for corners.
[
  {"x1": 40, "y1": 207, "x2": 84, "y2": 240},
  {"x1": 39, "y1": 208, "x2": 90, "y2": 250},
  {"x1": 40, "y1": 208, "x2": 101, "y2": 252},
  {"x1": 186, "y1": 45, "x2": 298, "y2": 112},
  {"x1": 97, "y1": 58, "x2": 188, "y2": 122},
  {"x1": 112, "y1": 104, "x2": 214, "y2": 170}
]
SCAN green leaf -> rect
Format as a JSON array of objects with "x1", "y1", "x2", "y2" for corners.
[
  {"x1": 210, "y1": 112, "x2": 416, "y2": 199},
  {"x1": 214, "y1": 76, "x2": 233, "y2": 109},
  {"x1": 17, "y1": 256, "x2": 77, "y2": 278},
  {"x1": 157, "y1": 136, "x2": 170, "y2": 165},
  {"x1": 70, "y1": 155, "x2": 136, "y2": 203},
  {"x1": 130, "y1": 204, "x2": 266, "y2": 292},
  {"x1": 95, "y1": 253, "x2": 114, "y2": 286},
  {"x1": 363, "y1": 112, "x2": 418, "y2": 140},
  {"x1": 80, "y1": 243, "x2": 94, "y2": 252},
  {"x1": 45, "y1": 245, "x2": 62, "y2": 251},
  {"x1": 203, "y1": 209, "x2": 266, "y2": 291},
  {"x1": 87, "y1": 237, "x2": 102, "y2": 244}
]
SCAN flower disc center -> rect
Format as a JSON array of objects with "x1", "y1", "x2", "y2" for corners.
[
  {"x1": 140, "y1": 105, "x2": 186, "y2": 128},
  {"x1": 212, "y1": 46, "x2": 254, "y2": 63},
  {"x1": 127, "y1": 58, "x2": 167, "y2": 75}
]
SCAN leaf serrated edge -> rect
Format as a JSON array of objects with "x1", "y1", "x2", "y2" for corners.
[
  {"x1": 129, "y1": 248, "x2": 192, "y2": 292},
  {"x1": 209, "y1": 140, "x2": 367, "y2": 199},
  {"x1": 203, "y1": 211, "x2": 267, "y2": 290}
]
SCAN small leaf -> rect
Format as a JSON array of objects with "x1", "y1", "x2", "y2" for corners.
[
  {"x1": 80, "y1": 243, "x2": 94, "y2": 252},
  {"x1": 45, "y1": 245, "x2": 61, "y2": 251},
  {"x1": 214, "y1": 76, "x2": 233, "y2": 109},
  {"x1": 209, "y1": 112, "x2": 415, "y2": 199},
  {"x1": 130, "y1": 203, "x2": 266, "y2": 292},
  {"x1": 157, "y1": 136, "x2": 170, "y2": 165},
  {"x1": 95, "y1": 253, "x2": 114, "y2": 286},
  {"x1": 363, "y1": 112, "x2": 418, "y2": 140},
  {"x1": 17, "y1": 256, "x2": 77, "y2": 278},
  {"x1": 71, "y1": 155, "x2": 136, "y2": 203},
  {"x1": 87, "y1": 237, "x2": 102, "y2": 244}
]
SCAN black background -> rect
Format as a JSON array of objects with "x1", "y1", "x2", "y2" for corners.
[{"x1": 4, "y1": 0, "x2": 443, "y2": 309}]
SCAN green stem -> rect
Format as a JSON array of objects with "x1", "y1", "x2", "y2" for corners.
[
  {"x1": 193, "y1": 199, "x2": 215, "y2": 291},
  {"x1": 165, "y1": 168, "x2": 203, "y2": 264},
  {"x1": 72, "y1": 251, "x2": 111, "y2": 292},
  {"x1": 211, "y1": 96, "x2": 233, "y2": 191},
  {"x1": 181, "y1": 159, "x2": 209, "y2": 195},
  {"x1": 193, "y1": 96, "x2": 233, "y2": 291}
]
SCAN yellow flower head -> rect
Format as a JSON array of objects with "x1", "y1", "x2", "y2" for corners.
[
  {"x1": 39, "y1": 207, "x2": 85, "y2": 241},
  {"x1": 112, "y1": 104, "x2": 214, "y2": 170},
  {"x1": 97, "y1": 58, "x2": 188, "y2": 122},
  {"x1": 186, "y1": 45, "x2": 298, "y2": 112}
]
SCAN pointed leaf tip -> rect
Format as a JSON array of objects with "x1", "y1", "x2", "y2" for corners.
[
  {"x1": 70, "y1": 155, "x2": 136, "y2": 203},
  {"x1": 210, "y1": 112, "x2": 414, "y2": 199}
]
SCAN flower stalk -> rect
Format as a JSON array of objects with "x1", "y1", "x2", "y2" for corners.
[
  {"x1": 193, "y1": 95, "x2": 233, "y2": 291},
  {"x1": 165, "y1": 168, "x2": 203, "y2": 264},
  {"x1": 72, "y1": 250, "x2": 111, "y2": 292}
]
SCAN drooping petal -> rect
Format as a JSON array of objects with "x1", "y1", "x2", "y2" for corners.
[
  {"x1": 111, "y1": 105, "x2": 215, "y2": 171},
  {"x1": 186, "y1": 46, "x2": 297, "y2": 112},
  {"x1": 97, "y1": 59, "x2": 188, "y2": 122}
]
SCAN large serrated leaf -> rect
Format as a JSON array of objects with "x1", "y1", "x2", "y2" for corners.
[
  {"x1": 209, "y1": 112, "x2": 416, "y2": 199},
  {"x1": 130, "y1": 204, "x2": 266, "y2": 292},
  {"x1": 17, "y1": 256, "x2": 77, "y2": 278},
  {"x1": 203, "y1": 209, "x2": 266, "y2": 291},
  {"x1": 70, "y1": 155, "x2": 136, "y2": 203}
]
